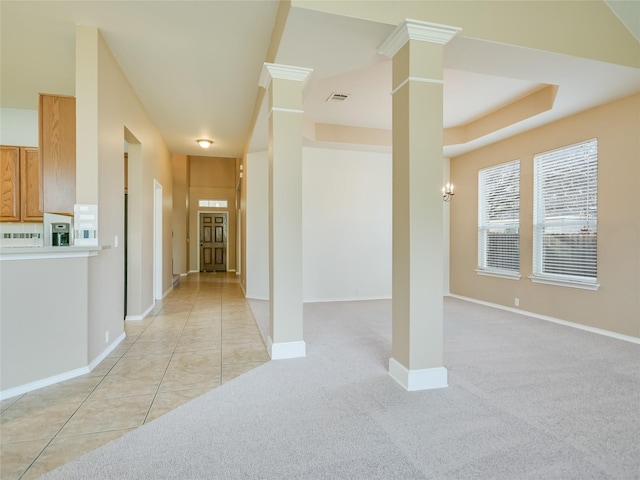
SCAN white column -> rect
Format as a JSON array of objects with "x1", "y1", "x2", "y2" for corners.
[
  {"x1": 379, "y1": 20, "x2": 460, "y2": 391},
  {"x1": 259, "y1": 63, "x2": 313, "y2": 360}
]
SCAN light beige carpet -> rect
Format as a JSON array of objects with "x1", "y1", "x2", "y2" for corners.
[{"x1": 42, "y1": 297, "x2": 640, "y2": 479}]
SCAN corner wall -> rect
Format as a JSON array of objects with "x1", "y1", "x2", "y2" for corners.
[
  {"x1": 76, "y1": 27, "x2": 173, "y2": 361},
  {"x1": 449, "y1": 94, "x2": 640, "y2": 338}
]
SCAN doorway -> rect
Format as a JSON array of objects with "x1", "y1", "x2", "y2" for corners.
[
  {"x1": 123, "y1": 128, "x2": 143, "y2": 319},
  {"x1": 200, "y1": 212, "x2": 227, "y2": 272}
]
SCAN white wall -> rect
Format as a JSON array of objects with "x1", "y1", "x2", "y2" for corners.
[
  {"x1": 303, "y1": 147, "x2": 391, "y2": 302},
  {"x1": 0, "y1": 108, "x2": 38, "y2": 146},
  {"x1": 245, "y1": 146, "x2": 392, "y2": 302},
  {"x1": 246, "y1": 150, "x2": 269, "y2": 299}
]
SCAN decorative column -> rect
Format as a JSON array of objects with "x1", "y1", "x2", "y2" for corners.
[
  {"x1": 379, "y1": 20, "x2": 461, "y2": 391},
  {"x1": 258, "y1": 63, "x2": 313, "y2": 360}
]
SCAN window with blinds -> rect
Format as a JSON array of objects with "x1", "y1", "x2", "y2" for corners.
[
  {"x1": 533, "y1": 139, "x2": 598, "y2": 286},
  {"x1": 478, "y1": 160, "x2": 520, "y2": 276}
]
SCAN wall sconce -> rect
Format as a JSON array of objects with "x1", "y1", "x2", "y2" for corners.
[
  {"x1": 197, "y1": 139, "x2": 214, "y2": 149},
  {"x1": 442, "y1": 182, "x2": 455, "y2": 202}
]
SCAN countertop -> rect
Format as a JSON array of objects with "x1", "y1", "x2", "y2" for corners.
[{"x1": 0, "y1": 245, "x2": 103, "y2": 260}]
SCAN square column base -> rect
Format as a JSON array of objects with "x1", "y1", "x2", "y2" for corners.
[
  {"x1": 267, "y1": 337, "x2": 306, "y2": 360},
  {"x1": 389, "y1": 357, "x2": 448, "y2": 391}
]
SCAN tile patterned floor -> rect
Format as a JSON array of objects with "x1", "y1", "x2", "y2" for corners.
[{"x1": 0, "y1": 273, "x2": 269, "y2": 480}]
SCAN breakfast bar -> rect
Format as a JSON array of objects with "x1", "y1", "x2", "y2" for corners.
[{"x1": 0, "y1": 246, "x2": 102, "y2": 397}]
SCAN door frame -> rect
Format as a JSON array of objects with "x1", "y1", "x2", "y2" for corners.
[
  {"x1": 197, "y1": 210, "x2": 229, "y2": 272},
  {"x1": 153, "y1": 179, "x2": 163, "y2": 299}
]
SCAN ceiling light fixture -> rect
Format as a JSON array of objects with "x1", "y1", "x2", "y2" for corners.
[{"x1": 197, "y1": 139, "x2": 214, "y2": 149}]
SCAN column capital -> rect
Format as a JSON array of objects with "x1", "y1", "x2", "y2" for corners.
[
  {"x1": 259, "y1": 63, "x2": 313, "y2": 89},
  {"x1": 379, "y1": 19, "x2": 461, "y2": 58}
]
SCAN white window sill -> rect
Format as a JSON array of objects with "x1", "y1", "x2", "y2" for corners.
[
  {"x1": 529, "y1": 275, "x2": 600, "y2": 291},
  {"x1": 475, "y1": 269, "x2": 521, "y2": 280}
]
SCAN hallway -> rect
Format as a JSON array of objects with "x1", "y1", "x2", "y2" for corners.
[{"x1": 0, "y1": 273, "x2": 269, "y2": 480}]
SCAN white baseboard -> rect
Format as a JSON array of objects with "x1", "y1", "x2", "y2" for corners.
[
  {"x1": 125, "y1": 302, "x2": 155, "y2": 321},
  {"x1": 162, "y1": 285, "x2": 173, "y2": 298},
  {"x1": 180, "y1": 273, "x2": 188, "y2": 277},
  {"x1": 190, "y1": 269, "x2": 232, "y2": 274},
  {"x1": 88, "y1": 332, "x2": 126, "y2": 371},
  {"x1": 0, "y1": 331, "x2": 126, "y2": 401},
  {"x1": 448, "y1": 294, "x2": 640, "y2": 345},
  {"x1": 304, "y1": 296, "x2": 392, "y2": 304},
  {"x1": 244, "y1": 296, "x2": 393, "y2": 303},
  {"x1": 388, "y1": 358, "x2": 448, "y2": 391},
  {"x1": 267, "y1": 337, "x2": 306, "y2": 360},
  {"x1": 0, "y1": 365, "x2": 90, "y2": 400}
]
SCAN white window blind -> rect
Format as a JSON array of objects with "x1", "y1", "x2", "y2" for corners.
[
  {"x1": 478, "y1": 160, "x2": 520, "y2": 275},
  {"x1": 533, "y1": 139, "x2": 597, "y2": 284}
]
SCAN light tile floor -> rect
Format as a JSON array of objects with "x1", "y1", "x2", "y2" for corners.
[{"x1": 0, "y1": 273, "x2": 269, "y2": 480}]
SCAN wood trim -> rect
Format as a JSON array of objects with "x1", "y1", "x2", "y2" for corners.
[
  {"x1": 40, "y1": 94, "x2": 76, "y2": 215},
  {"x1": 20, "y1": 147, "x2": 43, "y2": 221},
  {"x1": 0, "y1": 146, "x2": 20, "y2": 222}
]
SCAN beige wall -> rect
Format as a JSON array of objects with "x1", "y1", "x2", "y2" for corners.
[
  {"x1": 295, "y1": 0, "x2": 640, "y2": 68},
  {"x1": 188, "y1": 156, "x2": 238, "y2": 272},
  {"x1": 77, "y1": 27, "x2": 174, "y2": 360},
  {"x1": 0, "y1": 257, "x2": 89, "y2": 391},
  {"x1": 172, "y1": 154, "x2": 189, "y2": 275},
  {"x1": 450, "y1": 94, "x2": 640, "y2": 338}
]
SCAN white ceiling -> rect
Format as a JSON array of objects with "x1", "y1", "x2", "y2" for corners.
[{"x1": 1, "y1": 1, "x2": 639, "y2": 159}]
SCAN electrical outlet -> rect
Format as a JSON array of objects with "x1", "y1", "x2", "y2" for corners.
[
  {"x1": 515, "y1": 298, "x2": 520, "y2": 307},
  {"x1": 114, "y1": 235, "x2": 118, "y2": 248},
  {"x1": 105, "y1": 331, "x2": 110, "y2": 344}
]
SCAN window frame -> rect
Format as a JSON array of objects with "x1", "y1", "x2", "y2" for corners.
[
  {"x1": 198, "y1": 199, "x2": 228, "y2": 208},
  {"x1": 530, "y1": 138, "x2": 599, "y2": 290},
  {"x1": 476, "y1": 159, "x2": 521, "y2": 280}
]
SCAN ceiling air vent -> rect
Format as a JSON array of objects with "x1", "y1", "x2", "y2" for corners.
[{"x1": 326, "y1": 92, "x2": 350, "y2": 102}]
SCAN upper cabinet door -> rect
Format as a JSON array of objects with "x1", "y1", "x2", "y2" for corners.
[
  {"x1": 40, "y1": 94, "x2": 76, "y2": 215},
  {"x1": 21, "y1": 147, "x2": 43, "y2": 221},
  {"x1": 0, "y1": 146, "x2": 20, "y2": 222}
]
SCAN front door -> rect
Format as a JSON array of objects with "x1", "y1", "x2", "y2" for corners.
[{"x1": 200, "y1": 212, "x2": 227, "y2": 272}]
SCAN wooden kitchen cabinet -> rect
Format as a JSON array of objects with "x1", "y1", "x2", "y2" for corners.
[
  {"x1": 20, "y1": 147, "x2": 43, "y2": 221},
  {"x1": 0, "y1": 146, "x2": 20, "y2": 221},
  {"x1": 40, "y1": 94, "x2": 76, "y2": 215},
  {"x1": 0, "y1": 146, "x2": 43, "y2": 222}
]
